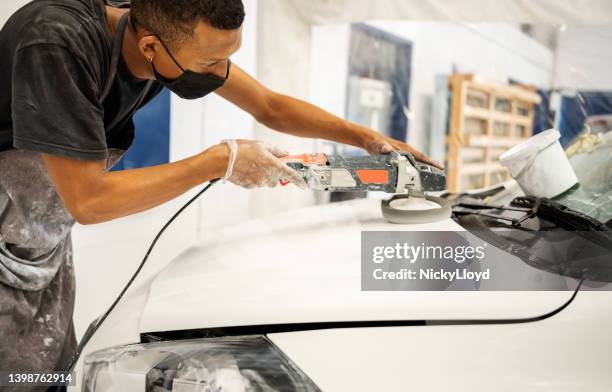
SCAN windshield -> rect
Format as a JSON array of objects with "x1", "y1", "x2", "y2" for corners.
[{"x1": 554, "y1": 125, "x2": 612, "y2": 223}]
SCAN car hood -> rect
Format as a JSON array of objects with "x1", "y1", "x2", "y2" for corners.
[{"x1": 140, "y1": 198, "x2": 575, "y2": 333}]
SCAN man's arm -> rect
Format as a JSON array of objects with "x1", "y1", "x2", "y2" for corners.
[
  {"x1": 41, "y1": 144, "x2": 228, "y2": 225},
  {"x1": 216, "y1": 64, "x2": 443, "y2": 168},
  {"x1": 42, "y1": 138, "x2": 307, "y2": 225}
]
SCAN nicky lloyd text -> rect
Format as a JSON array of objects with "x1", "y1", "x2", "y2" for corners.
[{"x1": 373, "y1": 268, "x2": 491, "y2": 282}]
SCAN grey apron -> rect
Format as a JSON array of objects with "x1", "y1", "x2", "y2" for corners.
[{"x1": 0, "y1": 11, "x2": 152, "y2": 383}]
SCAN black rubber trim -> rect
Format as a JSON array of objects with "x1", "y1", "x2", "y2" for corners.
[{"x1": 140, "y1": 281, "x2": 581, "y2": 343}]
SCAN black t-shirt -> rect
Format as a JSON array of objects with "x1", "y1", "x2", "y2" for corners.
[{"x1": 0, "y1": 0, "x2": 162, "y2": 160}]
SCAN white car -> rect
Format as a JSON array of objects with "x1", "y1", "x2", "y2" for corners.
[{"x1": 73, "y1": 132, "x2": 612, "y2": 392}]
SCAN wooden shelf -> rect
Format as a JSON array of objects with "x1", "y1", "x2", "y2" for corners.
[{"x1": 446, "y1": 74, "x2": 540, "y2": 192}]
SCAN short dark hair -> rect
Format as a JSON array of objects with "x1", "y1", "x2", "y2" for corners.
[{"x1": 131, "y1": 0, "x2": 245, "y2": 49}]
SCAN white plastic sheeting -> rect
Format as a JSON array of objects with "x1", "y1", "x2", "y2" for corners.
[
  {"x1": 291, "y1": 0, "x2": 612, "y2": 25},
  {"x1": 555, "y1": 25, "x2": 612, "y2": 90}
]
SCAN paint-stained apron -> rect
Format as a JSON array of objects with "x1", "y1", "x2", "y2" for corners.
[{"x1": 0, "y1": 149, "x2": 125, "y2": 392}]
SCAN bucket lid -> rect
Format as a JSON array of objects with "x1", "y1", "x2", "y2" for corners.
[{"x1": 499, "y1": 129, "x2": 561, "y2": 164}]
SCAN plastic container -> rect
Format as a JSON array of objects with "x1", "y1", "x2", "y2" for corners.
[{"x1": 499, "y1": 129, "x2": 578, "y2": 198}]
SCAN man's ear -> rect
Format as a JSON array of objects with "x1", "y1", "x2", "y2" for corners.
[{"x1": 138, "y1": 35, "x2": 159, "y2": 62}]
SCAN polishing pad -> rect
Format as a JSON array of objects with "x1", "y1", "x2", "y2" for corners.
[{"x1": 381, "y1": 195, "x2": 452, "y2": 224}]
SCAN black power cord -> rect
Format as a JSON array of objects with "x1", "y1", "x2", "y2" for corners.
[{"x1": 64, "y1": 179, "x2": 219, "y2": 373}]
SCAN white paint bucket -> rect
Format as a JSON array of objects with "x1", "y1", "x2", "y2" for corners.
[{"x1": 499, "y1": 129, "x2": 578, "y2": 198}]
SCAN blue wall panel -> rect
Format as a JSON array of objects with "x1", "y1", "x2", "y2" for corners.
[{"x1": 112, "y1": 88, "x2": 170, "y2": 170}]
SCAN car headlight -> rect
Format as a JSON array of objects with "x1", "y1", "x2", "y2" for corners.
[{"x1": 83, "y1": 335, "x2": 320, "y2": 392}]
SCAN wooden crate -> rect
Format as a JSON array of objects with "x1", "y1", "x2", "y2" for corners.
[{"x1": 446, "y1": 74, "x2": 541, "y2": 192}]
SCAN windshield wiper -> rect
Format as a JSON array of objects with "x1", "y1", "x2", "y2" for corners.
[
  {"x1": 453, "y1": 195, "x2": 611, "y2": 233},
  {"x1": 453, "y1": 198, "x2": 535, "y2": 227},
  {"x1": 511, "y1": 196, "x2": 611, "y2": 232}
]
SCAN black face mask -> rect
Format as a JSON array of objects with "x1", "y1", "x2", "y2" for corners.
[{"x1": 149, "y1": 35, "x2": 231, "y2": 100}]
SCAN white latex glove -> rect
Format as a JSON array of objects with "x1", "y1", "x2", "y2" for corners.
[{"x1": 220, "y1": 139, "x2": 308, "y2": 189}]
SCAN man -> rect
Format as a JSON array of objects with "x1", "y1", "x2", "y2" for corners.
[{"x1": 0, "y1": 0, "x2": 441, "y2": 378}]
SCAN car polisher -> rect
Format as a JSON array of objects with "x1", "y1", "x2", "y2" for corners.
[{"x1": 281, "y1": 151, "x2": 451, "y2": 224}]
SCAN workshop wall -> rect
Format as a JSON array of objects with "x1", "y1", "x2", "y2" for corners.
[
  {"x1": 309, "y1": 22, "x2": 554, "y2": 157},
  {"x1": 193, "y1": 0, "x2": 260, "y2": 235},
  {"x1": 246, "y1": 0, "x2": 319, "y2": 219}
]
